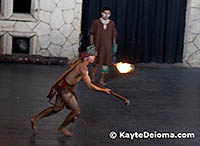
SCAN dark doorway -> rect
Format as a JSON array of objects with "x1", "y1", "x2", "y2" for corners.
[
  {"x1": 12, "y1": 37, "x2": 30, "y2": 54},
  {"x1": 0, "y1": 36, "x2": 2, "y2": 53},
  {"x1": 13, "y1": 0, "x2": 31, "y2": 13},
  {"x1": 81, "y1": 0, "x2": 187, "y2": 63},
  {"x1": 0, "y1": 0, "x2": 2, "y2": 12}
]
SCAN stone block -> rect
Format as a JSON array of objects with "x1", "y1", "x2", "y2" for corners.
[
  {"x1": 2, "y1": 26, "x2": 15, "y2": 32},
  {"x1": 75, "y1": 0, "x2": 82, "y2": 4},
  {"x1": 38, "y1": 35, "x2": 50, "y2": 48},
  {"x1": 191, "y1": 0, "x2": 200, "y2": 8},
  {"x1": 50, "y1": 30, "x2": 66, "y2": 45},
  {"x1": 190, "y1": 8, "x2": 200, "y2": 22},
  {"x1": 0, "y1": 21, "x2": 15, "y2": 27},
  {"x1": 190, "y1": 20, "x2": 200, "y2": 34},
  {"x1": 53, "y1": 0, "x2": 61, "y2": 4},
  {"x1": 48, "y1": 44, "x2": 61, "y2": 57},
  {"x1": 72, "y1": 18, "x2": 81, "y2": 30},
  {"x1": 60, "y1": 24, "x2": 74, "y2": 37},
  {"x1": 39, "y1": 50, "x2": 50, "y2": 57},
  {"x1": 187, "y1": 51, "x2": 200, "y2": 67},
  {"x1": 14, "y1": 22, "x2": 32, "y2": 32},
  {"x1": 50, "y1": 7, "x2": 65, "y2": 29},
  {"x1": 187, "y1": 32, "x2": 196, "y2": 42},
  {"x1": 74, "y1": 4, "x2": 82, "y2": 19},
  {"x1": 60, "y1": 46, "x2": 75, "y2": 59},
  {"x1": 183, "y1": 43, "x2": 198, "y2": 60},
  {"x1": 63, "y1": 10, "x2": 74, "y2": 24},
  {"x1": 40, "y1": 0, "x2": 56, "y2": 12},
  {"x1": 194, "y1": 35, "x2": 200, "y2": 49},
  {"x1": 72, "y1": 44, "x2": 79, "y2": 56},
  {"x1": 58, "y1": 0, "x2": 75, "y2": 10},
  {"x1": 63, "y1": 41, "x2": 72, "y2": 48},
  {"x1": 26, "y1": 22, "x2": 38, "y2": 30},
  {"x1": 34, "y1": 22, "x2": 51, "y2": 36},
  {"x1": 68, "y1": 30, "x2": 80, "y2": 44},
  {"x1": 39, "y1": 11, "x2": 52, "y2": 24}
]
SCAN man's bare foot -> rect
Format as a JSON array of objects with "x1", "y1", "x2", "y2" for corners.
[
  {"x1": 99, "y1": 81, "x2": 107, "y2": 86},
  {"x1": 29, "y1": 117, "x2": 37, "y2": 132},
  {"x1": 58, "y1": 127, "x2": 73, "y2": 137}
]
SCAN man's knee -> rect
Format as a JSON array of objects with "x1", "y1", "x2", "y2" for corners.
[{"x1": 73, "y1": 109, "x2": 80, "y2": 116}]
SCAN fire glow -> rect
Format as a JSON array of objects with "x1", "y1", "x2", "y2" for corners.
[{"x1": 115, "y1": 62, "x2": 134, "y2": 73}]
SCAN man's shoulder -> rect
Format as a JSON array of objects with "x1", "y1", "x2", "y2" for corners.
[
  {"x1": 93, "y1": 19, "x2": 100, "y2": 24},
  {"x1": 110, "y1": 20, "x2": 116, "y2": 25},
  {"x1": 77, "y1": 62, "x2": 87, "y2": 69},
  {"x1": 77, "y1": 63, "x2": 88, "y2": 75}
]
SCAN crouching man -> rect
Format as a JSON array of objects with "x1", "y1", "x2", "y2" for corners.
[{"x1": 29, "y1": 47, "x2": 111, "y2": 136}]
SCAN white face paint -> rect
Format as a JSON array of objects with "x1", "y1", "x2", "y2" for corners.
[
  {"x1": 101, "y1": 12, "x2": 107, "y2": 18},
  {"x1": 88, "y1": 56, "x2": 96, "y2": 63},
  {"x1": 101, "y1": 11, "x2": 111, "y2": 20}
]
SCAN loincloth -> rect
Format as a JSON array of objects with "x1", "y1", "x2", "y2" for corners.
[
  {"x1": 56, "y1": 79, "x2": 75, "y2": 97},
  {"x1": 55, "y1": 80, "x2": 77, "y2": 109}
]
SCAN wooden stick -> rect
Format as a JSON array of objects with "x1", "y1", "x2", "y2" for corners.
[{"x1": 92, "y1": 81, "x2": 130, "y2": 106}]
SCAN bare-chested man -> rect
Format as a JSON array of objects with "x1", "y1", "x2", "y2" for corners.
[{"x1": 29, "y1": 48, "x2": 111, "y2": 137}]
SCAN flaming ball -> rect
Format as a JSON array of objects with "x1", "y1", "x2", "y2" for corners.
[{"x1": 115, "y1": 62, "x2": 135, "y2": 74}]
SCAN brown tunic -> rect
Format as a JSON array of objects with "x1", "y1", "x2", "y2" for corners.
[{"x1": 88, "y1": 19, "x2": 117, "y2": 66}]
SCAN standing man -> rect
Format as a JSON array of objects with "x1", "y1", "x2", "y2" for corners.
[
  {"x1": 29, "y1": 48, "x2": 111, "y2": 137},
  {"x1": 89, "y1": 7, "x2": 117, "y2": 85}
]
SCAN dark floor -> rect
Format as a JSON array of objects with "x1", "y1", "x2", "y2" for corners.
[{"x1": 0, "y1": 63, "x2": 200, "y2": 146}]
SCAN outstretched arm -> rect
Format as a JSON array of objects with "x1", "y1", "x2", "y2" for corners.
[
  {"x1": 80, "y1": 64, "x2": 130, "y2": 106},
  {"x1": 81, "y1": 65, "x2": 111, "y2": 95}
]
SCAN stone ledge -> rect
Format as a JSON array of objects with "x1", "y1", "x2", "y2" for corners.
[{"x1": 0, "y1": 54, "x2": 68, "y2": 65}]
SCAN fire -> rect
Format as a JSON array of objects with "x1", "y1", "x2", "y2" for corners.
[{"x1": 115, "y1": 62, "x2": 134, "y2": 73}]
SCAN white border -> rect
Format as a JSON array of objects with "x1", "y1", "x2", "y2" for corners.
[
  {"x1": 0, "y1": 0, "x2": 38, "y2": 22},
  {"x1": 0, "y1": 32, "x2": 37, "y2": 55}
]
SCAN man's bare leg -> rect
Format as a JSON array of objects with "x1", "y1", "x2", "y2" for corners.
[
  {"x1": 29, "y1": 106, "x2": 63, "y2": 132},
  {"x1": 57, "y1": 111, "x2": 79, "y2": 136},
  {"x1": 91, "y1": 64, "x2": 98, "y2": 82},
  {"x1": 99, "y1": 73, "x2": 106, "y2": 86},
  {"x1": 58, "y1": 93, "x2": 80, "y2": 137}
]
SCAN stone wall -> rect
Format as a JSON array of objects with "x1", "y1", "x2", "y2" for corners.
[
  {"x1": 1, "y1": 0, "x2": 200, "y2": 66},
  {"x1": 0, "y1": 0, "x2": 82, "y2": 59},
  {"x1": 184, "y1": 0, "x2": 200, "y2": 67}
]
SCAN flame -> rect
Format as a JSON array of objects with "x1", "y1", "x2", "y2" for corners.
[{"x1": 115, "y1": 62, "x2": 134, "y2": 73}]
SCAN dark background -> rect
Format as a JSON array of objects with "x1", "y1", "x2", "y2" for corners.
[{"x1": 81, "y1": 0, "x2": 187, "y2": 64}]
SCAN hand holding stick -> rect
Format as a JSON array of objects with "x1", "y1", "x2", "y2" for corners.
[{"x1": 92, "y1": 81, "x2": 130, "y2": 106}]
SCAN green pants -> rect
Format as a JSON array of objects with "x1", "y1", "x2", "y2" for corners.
[{"x1": 101, "y1": 65, "x2": 109, "y2": 74}]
